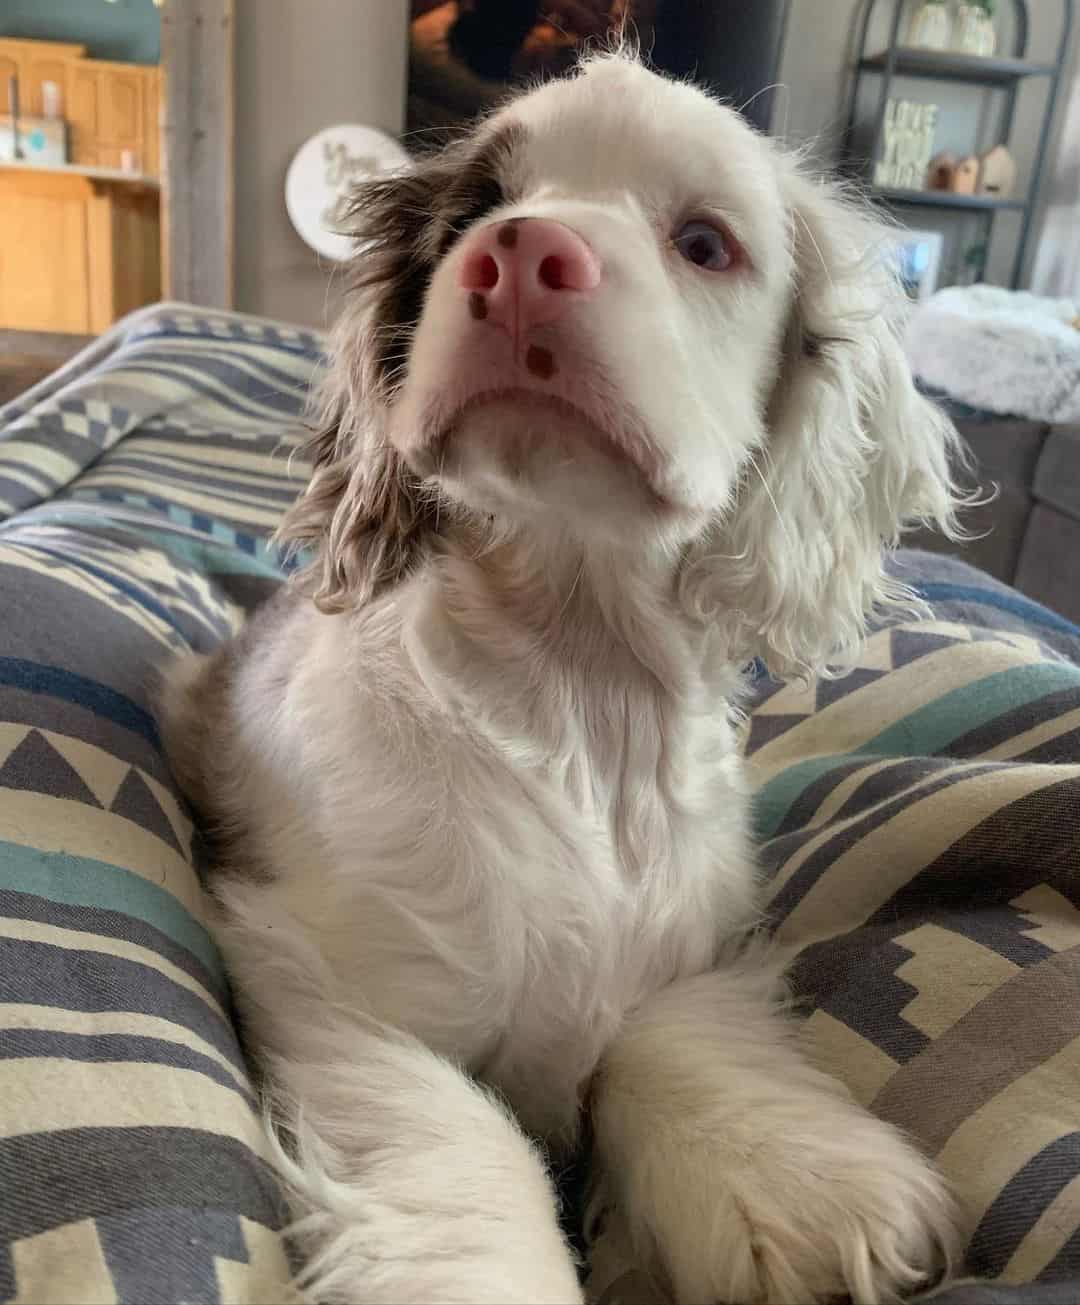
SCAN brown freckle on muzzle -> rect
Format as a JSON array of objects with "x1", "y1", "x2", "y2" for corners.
[
  {"x1": 468, "y1": 292, "x2": 488, "y2": 321},
  {"x1": 497, "y1": 222, "x2": 520, "y2": 248},
  {"x1": 525, "y1": 345, "x2": 557, "y2": 379}
]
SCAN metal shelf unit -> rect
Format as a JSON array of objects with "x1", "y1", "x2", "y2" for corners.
[{"x1": 843, "y1": 0, "x2": 1074, "y2": 287}]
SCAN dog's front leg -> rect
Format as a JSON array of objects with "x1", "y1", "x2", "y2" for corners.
[
  {"x1": 248, "y1": 1003, "x2": 583, "y2": 1304},
  {"x1": 589, "y1": 955, "x2": 957, "y2": 1305}
]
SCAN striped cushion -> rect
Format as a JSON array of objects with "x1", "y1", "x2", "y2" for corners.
[
  {"x1": 761, "y1": 613, "x2": 1080, "y2": 1299},
  {"x1": 590, "y1": 568, "x2": 1080, "y2": 1305},
  {"x1": 3, "y1": 305, "x2": 1080, "y2": 1305},
  {"x1": 0, "y1": 306, "x2": 314, "y2": 1304}
]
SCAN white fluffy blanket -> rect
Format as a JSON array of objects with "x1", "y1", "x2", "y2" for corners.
[{"x1": 905, "y1": 285, "x2": 1080, "y2": 423}]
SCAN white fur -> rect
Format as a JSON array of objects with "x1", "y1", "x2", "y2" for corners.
[{"x1": 161, "y1": 53, "x2": 967, "y2": 1305}]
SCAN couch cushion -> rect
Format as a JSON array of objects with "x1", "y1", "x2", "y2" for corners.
[
  {"x1": 1033, "y1": 424, "x2": 1080, "y2": 523},
  {"x1": 906, "y1": 418, "x2": 1046, "y2": 588},
  {"x1": 1016, "y1": 504, "x2": 1080, "y2": 626}
]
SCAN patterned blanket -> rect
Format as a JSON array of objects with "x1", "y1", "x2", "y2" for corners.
[{"x1": 2, "y1": 304, "x2": 1079, "y2": 1305}]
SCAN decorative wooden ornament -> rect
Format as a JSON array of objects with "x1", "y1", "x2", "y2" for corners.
[
  {"x1": 874, "y1": 98, "x2": 939, "y2": 190},
  {"x1": 952, "y1": 155, "x2": 980, "y2": 194},
  {"x1": 978, "y1": 144, "x2": 1017, "y2": 197},
  {"x1": 927, "y1": 151, "x2": 958, "y2": 190}
]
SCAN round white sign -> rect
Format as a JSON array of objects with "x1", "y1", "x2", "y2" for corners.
[{"x1": 285, "y1": 124, "x2": 411, "y2": 263}]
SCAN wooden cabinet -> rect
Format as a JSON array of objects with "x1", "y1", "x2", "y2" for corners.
[
  {"x1": 0, "y1": 172, "x2": 91, "y2": 334},
  {"x1": 96, "y1": 61, "x2": 144, "y2": 170},
  {"x1": 0, "y1": 38, "x2": 85, "y2": 118},
  {"x1": 0, "y1": 38, "x2": 160, "y2": 178},
  {"x1": 0, "y1": 38, "x2": 163, "y2": 333},
  {"x1": 0, "y1": 52, "x2": 17, "y2": 106},
  {"x1": 24, "y1": 41, "x2": 85, "y2": 118},
  {"x1": 68, "y1": 62, "x2": 160, "y2": 174},
  {"x1": 0, "y1": 168, "x2": 160, "y2": 334},
  {"x1": 67, "y1": 61, "x2": 101, "y2": 167},
  {"x1": 141, "y1": 67, "x2": 161, "y2": 179}
]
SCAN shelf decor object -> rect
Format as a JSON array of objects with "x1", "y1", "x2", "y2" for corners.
[
  {"x1": 954, "y1": 154, "x2": 980, "y2": 193},
  {"x1": 894, "y1": 227, "x2": 945, "y2": 298},
  {"x1": 0, "y1": 115, "x2": 67, "y2": 166},
  {"x1": 909, "y1": 0, "x2": 952, "y2": 49},
  {"x1": 978, "y1": 143, "x2": 1017, "y2": 195},
  {"x1": 873, "y1": 96, "x2": 939, "y2": 187},
  {"x1": 843, "y1": 0, "x2": 1074, "y2": 288},
  {"x1": 927, "y1": 149, "x2": 958, "y2": 188},
  {"x1": 954, "y1": 0, "x2": 998, "y2": 55}
]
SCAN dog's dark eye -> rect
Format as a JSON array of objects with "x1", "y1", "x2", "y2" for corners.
[{"x1": 673, "y1": 220, "x2": 734, "y2": 271}]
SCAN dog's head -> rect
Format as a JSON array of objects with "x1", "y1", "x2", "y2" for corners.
[{"x1": 282, "y1": 52, "x2": 966, "y2": 676}]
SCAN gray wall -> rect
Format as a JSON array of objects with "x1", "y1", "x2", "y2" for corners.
[
  {"x1": 774, "y1": 0, "x2": 1079, "y2": 288},
  {"x1": 233, "y1": 0, "x2": 409, "y2": 327}
]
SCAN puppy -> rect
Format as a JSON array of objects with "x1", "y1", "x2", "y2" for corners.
[{"x1": 162, "y1": 50, "x2": 966, "y2": 1305}]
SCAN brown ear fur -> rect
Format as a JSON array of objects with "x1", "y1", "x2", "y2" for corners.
[{"x1": 276, "y1": 125, "x2": 522, "y2": 613}]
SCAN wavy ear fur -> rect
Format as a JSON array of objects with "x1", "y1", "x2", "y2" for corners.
[
  {"x1": 683, "y1": 164, "x2": 971, "y2": 678},
  {"x1": 277, "y1": 126, "x2": 520, "y2": 613}
]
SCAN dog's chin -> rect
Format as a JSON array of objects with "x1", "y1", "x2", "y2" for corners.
[{"x1": 405, "y1": 391, "x2": 678, "y2": 535}]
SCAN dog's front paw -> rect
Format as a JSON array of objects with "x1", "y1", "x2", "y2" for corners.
[{"x1": 626, "y1": 1107, "x2": 956, "y2": 1305}]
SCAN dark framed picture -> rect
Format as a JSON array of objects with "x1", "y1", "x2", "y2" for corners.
[{"x1": 406, "y1": 1, "x2": 791, "y2": 144}]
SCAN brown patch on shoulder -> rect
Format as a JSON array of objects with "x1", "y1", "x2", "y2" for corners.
[
  {"x1": 468, "y1": 291, "x2": 488, "y2": 321},
  {"x1": 525, "y1": 344, "x2": 557, "y2": 379}
]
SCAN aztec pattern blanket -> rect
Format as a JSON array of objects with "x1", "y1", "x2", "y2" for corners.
[{"x1": 2, "y1": 304, "x2": 1080, "y2": 1305}]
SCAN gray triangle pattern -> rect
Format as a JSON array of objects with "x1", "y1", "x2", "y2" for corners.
[
  {"x1": 746, "y1": 713, "x2": 812, "y2": 756},
  {"x1": 890, "y1": 628, "x2": 961, "y2": 668},
  {"x1": 110, "y1": 769, "x2": 184, "y2": 855},
  {"x1": 815, "y1": 667, "x2": 888, "y2": 713},
  {"x1": 0, "y1": 730, "x2": 103, "y2": 807}
]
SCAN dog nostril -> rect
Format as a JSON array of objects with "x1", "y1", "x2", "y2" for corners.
[
  {"x1": 538, "y1": 255, "x2": 566, "y2": 291},
  {"x1": 476, "y1": 254, "x2": 499, "y2": 289}
]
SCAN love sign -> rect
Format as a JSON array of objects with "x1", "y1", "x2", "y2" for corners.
[{"x1": 873, "y1": 99, "x2": 938, "y2": 190}]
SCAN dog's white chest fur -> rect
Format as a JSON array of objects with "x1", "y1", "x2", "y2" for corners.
[{"x1": 225, "y1": 569, "x2": 753, "y2": 1139}]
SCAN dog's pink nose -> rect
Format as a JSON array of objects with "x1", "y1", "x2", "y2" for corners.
[{"x1": 459, "y1": 218, "x2": 601, "y2": 337}]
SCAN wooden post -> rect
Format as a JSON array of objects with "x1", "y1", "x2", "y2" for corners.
[{"x1": 161, "y1": 0, "x2": 235, "y2": 309}]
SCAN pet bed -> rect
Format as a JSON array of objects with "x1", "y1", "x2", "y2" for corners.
[
  {"x1": 905, "y1": 285, "x2": 1080, "y2": 424},
  {"x1": 2, "y1": 304, "x2": 1079, "y2": 1305}
]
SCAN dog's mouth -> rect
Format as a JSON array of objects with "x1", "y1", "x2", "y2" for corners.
[{"x1": 410, "y1": 386, "x2": 672, "y2": 507}]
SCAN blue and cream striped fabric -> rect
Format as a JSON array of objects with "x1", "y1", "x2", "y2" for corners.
[
  {"x1": 0, "y1": 305, "x2": 318, "y2": 1304},
  {"x1": 3, "y1": 305, "x2": 1080, "y2": 1305}
]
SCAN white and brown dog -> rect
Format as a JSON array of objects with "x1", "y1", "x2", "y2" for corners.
[{"x1": 162, "y1": 50, "x2": 967, "y2": 1305}]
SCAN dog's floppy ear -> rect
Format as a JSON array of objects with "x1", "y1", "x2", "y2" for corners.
[
  {"x1": 685, "y1": 165, "x2": 969, "y2": 678},
  {"x1": 277, "y1": 372, "x2": 437, "y2": 615},
  {"x1": 277, "y1": 128, "x2": 520, "y2": 613},
  {"x1": 275, "y1": 163, "x2": 443, "y2": 613}
]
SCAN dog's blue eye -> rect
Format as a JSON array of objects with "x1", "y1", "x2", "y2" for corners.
[{"x1": 673, "y1": 220, "x2": 733, "y2": 271}]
